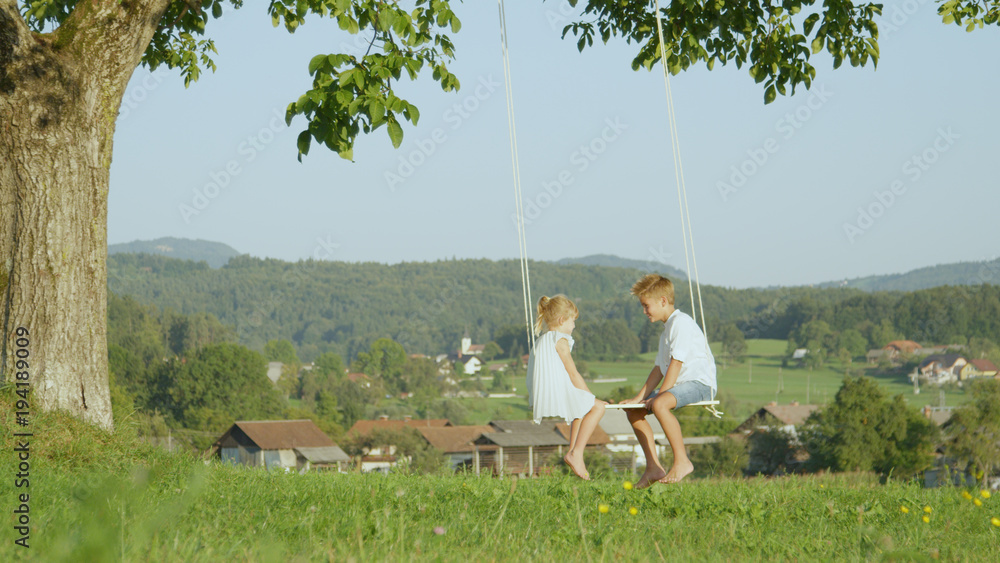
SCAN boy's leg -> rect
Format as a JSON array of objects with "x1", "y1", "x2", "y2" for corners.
[
  {"x1": 564, "y1": 400, "x2": 606, "y2": 480},
  {"x1": 627, "y1": 408, "x2": 666, "y2": 488},
  {"x1": 648, "y1": 392, "x2": 694, "y2": 483}
]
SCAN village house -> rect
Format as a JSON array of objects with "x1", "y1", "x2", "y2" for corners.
[
  {"x1": 213, "y1": 419, "x2": 349, "y2": 472},
  {"x1": 960, "y1": 358, "x2": 999, "y2": 379},
  {"x1": 918, "y1": 354, "x2": 968, "y2": 384},
  {"x1": 734, "y1": 402, "x2": 820, "y2": 442},
  {"x1": 416, "y1": 425, "x2": 497, "y2": 471},
  {"x1": 347, "y1": 416, "x2": 452, "y2": 473},
  {"x1": 471, "y1": 420, "x2": 610, "y2": 477},
  {"x1": 734, "y1": 402, "x2": 820, "y2": 474}
]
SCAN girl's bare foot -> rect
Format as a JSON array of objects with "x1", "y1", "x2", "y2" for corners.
[
  {"x1": 563, "y1": 453, "x2": 590, "y2": 480},
  {"x1": 635, "y1": 467, "x2": 666, "y2": 489},
  {"x1": 658, "y1": 460, "x2": 694, "y2": 484}
]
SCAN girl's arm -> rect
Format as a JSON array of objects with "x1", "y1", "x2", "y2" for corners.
[{"x1": 555, "y1": 338, "x2": 591, "y2": 393}]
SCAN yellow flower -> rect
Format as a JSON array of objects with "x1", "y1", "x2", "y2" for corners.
[
  {"x1": 981, "y1": 490, "x2": 992, "y2": 499},
  {"x1": 623, "y1": 481, "x2": 633, "y2": 491},
  {"x1": 922, "y1": 515, "x2": 930, "y2": 524},
  {"x1": 598, "y1": 504, "x2": 609, "y2": 514},
  {"x1": 923, "y1": 506, "x2": 932, "y2": 514},
  {"x1": 819, "y1": 484, "x2": 825, "y2": 489},
  {"x1": 900, "y1": 506, "x2": 910, "y2": 514},
  {"x1": 962, "y1": 491, "x2": 973, "y2": 500},
  {"x1": 629, "y1": 506, "x2": 638, "y2": 516},
  {"x1": 975, "y1": 499, "x2": 983, "y2": 507},
  {"x1": 992, "y1": 517, "x2": 1000, "y2": 527}
]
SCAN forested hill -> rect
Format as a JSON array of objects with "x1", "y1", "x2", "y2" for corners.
[
  {"x1": 108, "y1": 253, "x2": 866, "y2": 361},
  {"x1": 554, "y1": 254, "x2": 688, "y2": 280},
  {"x1": 108, "y1": 237, "x2": 240, "y2": 268},
  {"x1": 817, "y1": 257, "x2": 1000, "y2": 292}
]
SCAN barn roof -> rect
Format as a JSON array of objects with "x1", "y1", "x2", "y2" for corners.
[
  {"x1": 417, "y1": 425, "x2": 495, "y2": 453},
  {"x1": 295, "y1": 446, "x2": 350, "y2": 463},
  {"x1": 226, "y1": 420, "x2": 335, "y2": 450},
  {"x1": 474, "y1": 432, "x2": 569, "y2": 448}
]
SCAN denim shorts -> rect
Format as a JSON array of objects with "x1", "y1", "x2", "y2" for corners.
[{"x1": 648, "y1": 380, "x2": 713, "y2": 409}]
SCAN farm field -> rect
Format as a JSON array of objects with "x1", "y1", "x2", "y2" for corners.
[{"x1": 471, "y1": 340, "x2": 971, "y2": 426}]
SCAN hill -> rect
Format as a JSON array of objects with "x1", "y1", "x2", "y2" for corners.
[
  {"x1": 817, "y1": 256, "x2": 1000, "y2": 291},
  {"x1": 554, "y1": 254, "x2": 688, "y2": 280},
  {"x1": 108, "y1": 237, "x2": 240, "y2": 268},
  {"x1": 107, "y1": 253, "x2": 864, "y2": 361}
]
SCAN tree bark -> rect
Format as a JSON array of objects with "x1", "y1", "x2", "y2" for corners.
[{"x1": 1, "y1": 0, "x2": 170, "y2": 430}]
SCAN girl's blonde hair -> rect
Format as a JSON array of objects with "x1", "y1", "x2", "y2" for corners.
[{"x1": 533, "y1": 294, "x2": 579, "y2": 335}]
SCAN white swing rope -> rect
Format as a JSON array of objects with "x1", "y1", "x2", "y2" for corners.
[
  {"x1": 651, "y1": 0, "x2": 721, "y2": 419},
  {"x1": 497, "y1": 0, "x2": 536, "y2": 353}
]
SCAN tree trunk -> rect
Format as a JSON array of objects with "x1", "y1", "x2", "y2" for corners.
[{"x1": 1, "y1": 0, "x2": 170, "y2": 430}]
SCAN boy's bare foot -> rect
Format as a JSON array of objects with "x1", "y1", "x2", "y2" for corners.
[
  {"x1": 658, "y1": 460, "x2": 694, "y2": 484},
  {"x1": 563, "y1": 453, "x2": 590, "y2": 480},
  {"x1": 634, "y1": 467, "x2": 666, "y2": 489}
]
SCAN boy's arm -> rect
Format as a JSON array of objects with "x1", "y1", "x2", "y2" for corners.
[
  {"x1": 556, "y1": 338, "x2": 591, "y2": 393},
  {"x1": 620, "y1": 365, "x2": 663, "y2": 404},
  {"x1": 642, "y1": 358, "x2": 683, "y2": 410},
  {"x1": 658, "y1": 358, "x2": 683, "y2": 392}
]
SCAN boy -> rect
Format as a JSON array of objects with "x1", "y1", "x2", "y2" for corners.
[{"x1": 621, "y1": 274, "x2": 716, "y2": 487}]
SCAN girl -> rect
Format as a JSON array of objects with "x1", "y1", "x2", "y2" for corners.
[{"x1": 527, "y1": 295, "x2": 607, "y2": 480}]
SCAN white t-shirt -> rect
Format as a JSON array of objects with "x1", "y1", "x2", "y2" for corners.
[{"x1": 655, "y1": 309, "x2": 717, "y2": 396}]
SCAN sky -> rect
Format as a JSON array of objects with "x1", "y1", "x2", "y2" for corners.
[{"x1": 108, "y1": 1, "x2": 1000, "y2": 289}]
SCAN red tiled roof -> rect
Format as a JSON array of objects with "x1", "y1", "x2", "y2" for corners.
[
  {"x1": 970, "y1": 359, "x2": 999, "y2": 372},
  {"x1": 762, "y1": 404, "x2": 819, "y2": 426},
  {"x1": 884, "y1": 340, "x2": 921, "y2": 353},
  {"x1": 224, "y1": 420, "x2": 335, "y2": 450},
  {"x1": 346, "y1": 372, "x2": 370, "y2": 383},
  {"x1": 555, "y1": 422, "x2": 610, "y2": 446},
  {"x1": 417, "y1": 425, "x2": 495, "y2": 452}
]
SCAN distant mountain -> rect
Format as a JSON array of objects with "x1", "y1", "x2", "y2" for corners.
[
  {"x1": 554, "y1": 254, "x2": 688, "y2": 280},
  {"x1": 817, "y1": 257, "x2": 1000, "y2": 291},
  {"x1": 108, "y1": 237, "x2": 240, "y2": 268}
]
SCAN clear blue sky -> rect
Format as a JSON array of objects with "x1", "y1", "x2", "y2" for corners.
[{"x1": 108, "y1": 1, "x2": 1000, "y2": 288}]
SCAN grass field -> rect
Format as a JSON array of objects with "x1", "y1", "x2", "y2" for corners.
[
  {"x1": 2, "y1": 374, "x2": 998, "y2": 561},
  {"x1": 5, "y1": 444, "x2": 1000, "y2": 561}
]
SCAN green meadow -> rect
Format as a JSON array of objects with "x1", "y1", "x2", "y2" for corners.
[
  {"x1": 3, "y1": 409, "x2": 1000, "y2": 562},
  {"x1": 475, "y1": 340, "x2": 970, "y2": 426}
]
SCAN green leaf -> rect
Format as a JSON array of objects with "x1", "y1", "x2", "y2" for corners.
[
  {"x1": 338, "y1": 146, "x2": 354, "y2": 161},
  {"x1": 387, "y1": 118, "x2": 404, "y2": 149},
  {"x1": 764, "y1": 84, "x2": 776, "y2": 104},
  {"x1": 811, "y1": 37, "x2": 824, "y2": 54},
  {"x1": 309, "y1": 54, "x2": 327, "y2": 75},
  {"x1": 297, "y1": 131, "x2": 312, "y2": 157}
]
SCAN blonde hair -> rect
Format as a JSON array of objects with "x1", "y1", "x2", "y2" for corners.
[
  {"x1": 630, "y1": 274, "x2": 674, "y2": 304},
  {"x1": 533, "y1": 295, "x2": 579, "y2": 335}
]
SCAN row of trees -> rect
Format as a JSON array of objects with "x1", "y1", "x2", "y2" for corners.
[
  {"x1": 108, "y1": 254, "x2": 1000, "y2": 366},
  {"x1": 693, "y1": 378, "x2": 1000, "y2": 486}
]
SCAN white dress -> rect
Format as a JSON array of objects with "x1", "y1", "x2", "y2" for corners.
[{"x1": 526, "y1": 331, "x2": 596, "y2": 424}]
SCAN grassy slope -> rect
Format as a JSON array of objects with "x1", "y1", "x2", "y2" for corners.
[{"x1": 3, "y1": 389, "x2": 998, "y2": 561}]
